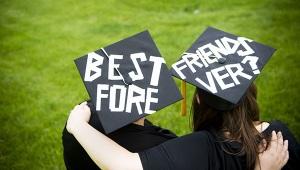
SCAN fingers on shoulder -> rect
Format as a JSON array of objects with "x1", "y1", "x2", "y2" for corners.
[
  {"x1": 268, "y1": 131, "x2": 278, "y2": 151},
  {"x1": 281, "y1": 140, "x2": 289, "y2": 165},
  {"x1": 277, "y1": 131, "x2": 284, "y2": 151}
]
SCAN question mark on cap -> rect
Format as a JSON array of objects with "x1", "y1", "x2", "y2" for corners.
[{"x1": 241, "y1": 56, "x2": 260, "y2": 74}]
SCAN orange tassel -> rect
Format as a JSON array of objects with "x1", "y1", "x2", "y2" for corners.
[{"x1": 181, "y1": 80, "x2": 187, "y2": 116}]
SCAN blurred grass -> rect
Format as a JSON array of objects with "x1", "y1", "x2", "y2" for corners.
[{"x1": 0, "y1": 0, "x2": 299, "y2": 169}]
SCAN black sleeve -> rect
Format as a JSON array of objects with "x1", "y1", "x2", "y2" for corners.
[
  {"x1": 139, "y1": 131, "x2": 211, "y2": 170},
  {"x1": 62, "y1": 100, "x2": 103, "y2": 170},
  {"x1": 264, "y1": 120, "x2": 300, "y2": 170}
]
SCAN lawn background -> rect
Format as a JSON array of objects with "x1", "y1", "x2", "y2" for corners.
[{"x1": 0, "y1": 0, "x2": 299, "y2": 169}]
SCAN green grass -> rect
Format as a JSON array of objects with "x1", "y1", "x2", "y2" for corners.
[{"x1": 1, "y1": 0, "x2": 299, "y2": 169}]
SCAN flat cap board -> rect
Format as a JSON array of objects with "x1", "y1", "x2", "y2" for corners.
[
  {"x1": 171, "y1": 27, "x2": 275, "y2": 107},
  {"x1": 75, "y1": 30, "x2": 182, "y2": 133}
]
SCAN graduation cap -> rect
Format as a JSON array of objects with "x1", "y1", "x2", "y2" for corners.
[
  {"x1": 74, "y1": 30, "x2": 182, "y2": 133},
  {"x1": 171, "y1": 27, "x2": 276, "y2": 113}
]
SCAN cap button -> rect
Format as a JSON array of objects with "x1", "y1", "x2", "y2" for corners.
[{"x1": 218, "y1": 57, "x2": 226, "y2": 64}]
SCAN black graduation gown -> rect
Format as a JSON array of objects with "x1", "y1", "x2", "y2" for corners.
[
  {"x1": 62, "y1": 101, "x2": 177, "y2": 170},
  {"x1": 139, "y1": 120, "x2": 300, "y2": 170}
]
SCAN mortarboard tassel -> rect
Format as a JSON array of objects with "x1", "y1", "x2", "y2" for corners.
[{"x1": 181, "y1": 80, "x2": 187, "y2": 116}]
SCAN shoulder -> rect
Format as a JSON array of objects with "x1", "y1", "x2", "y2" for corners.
[
  {"x1": 263, "y1": 120, "x2": 299, "y2": 147},
  {"x1": 265, "y1": 120, "x2": 291, "y2": 134},
  {"x1": 266, "y1": 121, "x2": 300, "y2": 169}
]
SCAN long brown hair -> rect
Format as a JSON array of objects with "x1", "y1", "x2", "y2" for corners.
[{"x1": 191, "y1": 83, "x2": 265, "y2": 170}]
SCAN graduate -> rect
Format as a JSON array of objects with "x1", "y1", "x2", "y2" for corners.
[
  {"x1": 62, "y1": 100, "x2": 177, "y2": 170},
  {"x1": 65, "y1": 28, "x2": 297, "y2": 170},
  {"x1": 62, "y1": 31, "x2": 181, "y2": 169},
  {"x1": 168, "y1": 27, "x2": 300, "y2": 169}
]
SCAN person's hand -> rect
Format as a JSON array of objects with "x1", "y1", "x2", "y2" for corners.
[
  {"x1": 66, "y1": 101, "x2": 91, "y2": 135},
  {"x1": 256, "y1": 131, "x2": 289, "y2": 170}
]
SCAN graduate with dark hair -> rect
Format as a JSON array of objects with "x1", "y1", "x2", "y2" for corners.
[{"x1": 62, "y1": 30, "x2": 181, "y2": 170}]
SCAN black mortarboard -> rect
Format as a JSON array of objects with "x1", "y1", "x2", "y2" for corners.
[
  {"x1": 74, "y1": 30, "x2": 182, "y2": 133},
  {"x1": 171, "y1": 27, "x2": 276, "y2": 111}
]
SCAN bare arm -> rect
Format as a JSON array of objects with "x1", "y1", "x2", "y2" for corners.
[
  {"x1": 66, "y1": 102, "x2": 288, "y2": 170},
  {"x1": 66, "y1": 102, "x2": 143, "y2": 170}
]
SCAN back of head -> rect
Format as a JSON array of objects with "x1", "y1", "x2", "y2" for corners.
[{"x1": 191, "y1": 83, "x2": 264, "y2": 170}]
